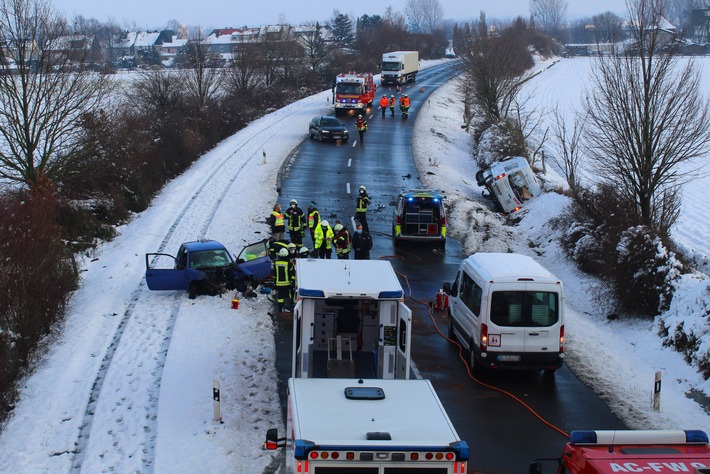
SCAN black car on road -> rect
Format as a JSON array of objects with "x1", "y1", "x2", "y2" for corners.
[{"x1": 308, "y1": 116, "x2": 349, "y2": 142}]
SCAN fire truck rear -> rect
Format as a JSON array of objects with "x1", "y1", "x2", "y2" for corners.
[
  {"x1": 530, "y1": 429, "x2": 710, "y2": 474},
  {"x1": 334, "y1": 72, "x2": 375, "y2": 115}
]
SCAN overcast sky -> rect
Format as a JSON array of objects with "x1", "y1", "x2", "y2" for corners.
[{"x1": 55, "y1": 0, "x2": 626, "y2": 30}]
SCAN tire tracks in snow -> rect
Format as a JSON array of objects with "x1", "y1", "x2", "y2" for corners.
[{"x1": 70, "y1": 97, "x2": 318, "y2": 473}]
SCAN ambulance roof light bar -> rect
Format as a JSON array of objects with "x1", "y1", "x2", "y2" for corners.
[{"x1": 569, "y1": 430, "x2": 708, "y2": 446}]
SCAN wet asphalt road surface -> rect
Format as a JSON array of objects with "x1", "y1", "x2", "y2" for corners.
[{"x1": 274, "y1": 62, "x2": 625, "y2": 473}]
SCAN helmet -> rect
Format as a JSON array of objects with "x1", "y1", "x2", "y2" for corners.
[
  {"x1": 321, "y1": 220, "x2": 329, "y2": 227},
  {"x1": 404, "y1": 94, "x2": 407, "y2": 97},
  {"x1": 334, "y1": 223, "x2": 343, "y2": 232},
  {"x1": 287, "y1": 242, "x2": 296, "y2": 249},
  {"x1": 391, "y1": 95, "x2": 394, "y2": 98},
  {"x1": 290, "y1": 199, "x2": 297, "y2": 205},
  {"x1": 278, "y1": 248, "x2": 289, "y2": 257},
  {"x1": 359, "y1": 185, "x2": 366, "y2": 191},
  {"x1": 299, "y1": 247, "x2": 309, "y2": 255},
  {"x1": 358, "y1": 115, "x2": 362, "y2": 119}
]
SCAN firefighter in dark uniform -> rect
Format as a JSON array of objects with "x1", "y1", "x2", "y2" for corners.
[
  {"x1": 274, "y1": 248, "x2": 295, "y2": 312},
  {"x1": 285, "y1": 199, "x2": 305, "y2": 248},
  {"x1": 355, "y1": 185, "x2": 371, "y2": 234}
]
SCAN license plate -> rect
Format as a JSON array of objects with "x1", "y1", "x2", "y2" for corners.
[
  {"x1": 333, "y1": 135, "x2": 342, "y2": 139},
  {"x1": 498, "y1": 355, "x2": 521, "y2": 362}
]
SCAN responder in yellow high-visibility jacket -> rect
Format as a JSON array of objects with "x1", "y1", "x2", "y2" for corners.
[{"x1": 313, "y1": 220, "x2": 334, "y2": 259}]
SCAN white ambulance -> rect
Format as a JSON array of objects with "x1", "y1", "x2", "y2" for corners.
[
  {"x1": 443, "y1": 253, "x2": 564, "y2": 373},
  {"x1": 264, "y1": 378, "x2": 470, "y2": 473},
  {"x1": 476, "y1": 156, "x2": 542, "y2": 213},
  {"x1": 292, "y1": 259, "x2": 412, "y2": 380}
]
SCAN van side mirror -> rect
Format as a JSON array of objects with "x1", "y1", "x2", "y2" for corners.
[
  {"x1": 443, "y1": 281, "x2": 453, "y2": 295},
  {"x1": 263, "y1": 428, "x2": 279, "y2": 450}
]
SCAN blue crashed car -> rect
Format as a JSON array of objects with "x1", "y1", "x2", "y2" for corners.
[{"x1": 145, "y1": 239, "x2": 271, "y2": 299}]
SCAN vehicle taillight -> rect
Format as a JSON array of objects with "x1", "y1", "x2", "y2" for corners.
[
  {"x1": 559, "y1": 325, "x2": 565, "y2": 353},
  {"x1": 481, "y1": 323, "x2": 488, "y2": 352},
  {"x1": 441, "y1": 216, "x2": 446, "y2": 226},
  {"x1": 494, "y1": 172, "x2": 506, "y2": 180},
  {"x1": 395, "y1": 215, "x2": 401, "y2": 225}
]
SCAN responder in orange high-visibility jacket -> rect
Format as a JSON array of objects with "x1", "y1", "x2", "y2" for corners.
[
  {"x1": 379, "y1": 95, "x2": 388, "y2": 117},
  {"x1": 268, "y1": 203, "x2": 285, "y2": 240},
  {"x1": 388, "y1": 95, "x2": 396, "y2": 117},
  {"x1": 402, "y1": 94, "x2": 411, "y2": 118}
]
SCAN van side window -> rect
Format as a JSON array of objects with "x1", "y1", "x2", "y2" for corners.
[{"x1": 459, "y1": 273, "x2": 482, "y2": 317}]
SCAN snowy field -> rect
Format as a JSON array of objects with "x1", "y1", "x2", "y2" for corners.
[{"x1": 0, "y1": 59, "x2": 707, "y2": 473}]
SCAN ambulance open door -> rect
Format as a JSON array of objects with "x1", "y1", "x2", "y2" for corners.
[
  {"x1": 292, "y1": 300, "x2": 306, "y2": 378},
  {"x1": 396, "y1": 302, "x2": 412, "y2": 379}
]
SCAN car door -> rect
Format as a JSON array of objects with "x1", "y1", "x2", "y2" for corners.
[
  {"x1": 144, "y1": 253, "x2": 204, "y2": 291},
  {"x1": 236, "y1": 239, "x2": 272, "y2": 281}
]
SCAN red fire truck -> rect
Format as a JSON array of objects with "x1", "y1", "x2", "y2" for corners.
[
  {"x1": 530, "y1": 429, "x2": 710, "y2": 474},
  {"x1": 334, "y1": 72, "x2": 376, "y2": 116}
]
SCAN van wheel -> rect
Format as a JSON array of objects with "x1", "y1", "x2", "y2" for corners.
[
  {"x1": 468, "y1": 343, "x2": 481, "y2": 375},
  {"x1": 543, "y1": 369, "x2": 557, "y2": 380}
]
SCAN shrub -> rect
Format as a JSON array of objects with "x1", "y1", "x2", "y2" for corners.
[
  {"x1": 0, "y1": 187, "x2": 79, "y2": 420},
  {"x1": 615, "y1": 225, "x2": 681, "y2": 316}
]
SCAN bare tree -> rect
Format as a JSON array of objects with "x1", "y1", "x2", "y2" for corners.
[
  {"x1": 530, "y1": 0, "x2": 568, "y2": 36},
  {"x1": 457, "y1": 14, "x2": 533, "y2": 126},
  {"x1": 0, "y1": 0, "x2": 111, "y2": 189},
  {"x1": 551, "y1": 106, "x2": 585, "y2": 195},
  {"x1": 405, "y1": 0, "x2": 444, "y2": 33},
  {"x1": 225, "y1": 42, "x2": 265, "y2": 101},
  {"x1": 178, "y1": 27, "x2": 223, "y2": 109},
  {"x1": 583, "y1": 0, "x2": 710, "y2": 234}
]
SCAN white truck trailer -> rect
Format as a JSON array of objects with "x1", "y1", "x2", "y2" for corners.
[
  {"x1": 380, "y1": 51, "x2": 419, "y2": 86},
  {"x1": 292, "y1": 259, "x2": 412, "y2": 380},
  {"x1": 264, "y1": 378, "x2": 470, "y2": 473}
]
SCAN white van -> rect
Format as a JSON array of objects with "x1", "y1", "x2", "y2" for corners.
[
  {"x1": 476, "y1": 156, "x2": 542, "y2": 213},
  {"x1": 443, "y1": 253, "x2": 564, "y2": 373}
]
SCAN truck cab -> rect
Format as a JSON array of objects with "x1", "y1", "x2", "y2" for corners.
[
  {"x1": 334, "y1": 72, "x2": 376, "y2": 115},
  {"x1": 530, "y1": 429, "x2": 710, "y2": 474}
]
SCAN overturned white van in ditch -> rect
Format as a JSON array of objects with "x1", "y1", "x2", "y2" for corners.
[
  {"x1": 443, "y1": 253, "x2": 564, "y2": 373},
  {"x1": 476, "y1": 156, "x2": 542, "y2": 213}
]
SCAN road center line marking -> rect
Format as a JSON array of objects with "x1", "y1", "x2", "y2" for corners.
[
  {"x1": 348, "y1": 158, "x2": 352, "y2": 167},
  {"x1": 346, "y1": 182, "x2": 351, "y2": 194}
]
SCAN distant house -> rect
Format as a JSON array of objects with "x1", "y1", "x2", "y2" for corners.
[
  {"x1": 159, "y1": 35, "x2": 188, "y2": 61},
  {"x1": 203, "y1": 27, "x2": 261, "y2": 55},
  {"x1": 50, "y1": 34, "x2": 101, "y2": 64},
  {"x1": 111, "y1": 31, "x2": 137, "y2": 63}
]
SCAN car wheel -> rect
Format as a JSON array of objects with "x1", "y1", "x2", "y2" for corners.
[
  {"x1": 317, "y1": 132, "x2": 323, "y2": 141},
  {"x1": 188, "y1": 281, "x2": 199, "y2": 299},
  {"x1": 309, "y1": 129, "x2": 314, "y2": 140}
]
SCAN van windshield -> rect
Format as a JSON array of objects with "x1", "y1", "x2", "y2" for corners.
[{"x1": 490, "y1": 291, "x2": 558, "y2": 327}]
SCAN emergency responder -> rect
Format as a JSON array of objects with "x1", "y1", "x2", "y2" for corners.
[
  {"x1": 298, "y1": 246, "x2": 310, "y2": 258},
  {"x1": 274, "y1": 248, "x2": 295, "y2": 312},
  {"x1": 285, "y1": 199, "x2": 304, "y2": 248},
  {"x1": 379, "y1": 95, "x2": 388, "y2": 117},
  {"x1": 287, "y1": 242, "x2": 297, "y2": 259},
  {"x1": 333, "y1": 223, "x2": 351, "y2": 259},
  {"x1": 355, "y1": 114, "x2": 367, "y2": 144},
  {"x1": 388, "y1": 94, "x2": 396, "y2": 117},
  {"x1": 399, "y1": 94, "x2": 405, "y2": 116},
  {"x1": 355, "y1": 185, "x2": 371, "y2": 234},
  {"x1": 267, "y1": 203, "x2": 285, "y2": 240},
  {"x1": 268, "y1": 237, "x2": 290, "y2": 261},
  {"x1": 307, "y1": 205, "x2": 320, "y2": 245},
  {"x1": 313, "y1": 219, "x2": 334, "y2": 259},
  {"x1": 352, "y1": 222, "x2": 373, "y2": 260},
  {"x1": 402, "y1": 94, "x2": 410, "y2": 118}
]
